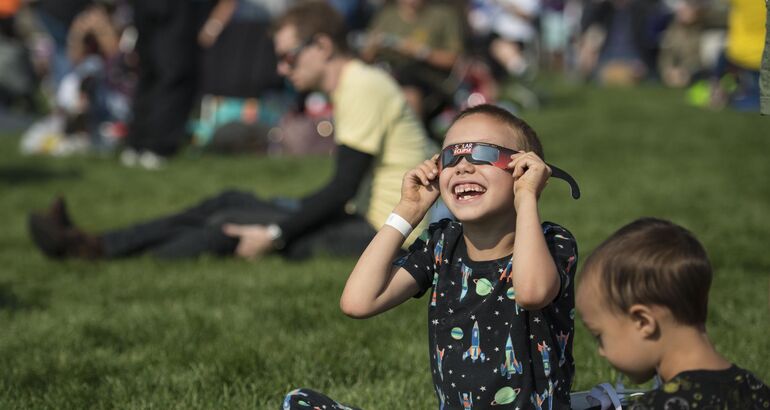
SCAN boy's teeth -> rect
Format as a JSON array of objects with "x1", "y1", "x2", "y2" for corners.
[{"x1": 454, "y1": 183, "x2": 486, "y2": 195}]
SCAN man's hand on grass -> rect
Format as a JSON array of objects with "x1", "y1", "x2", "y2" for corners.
[{"x1": 222, "y1": 224, "x2": 274, "y2": 259}]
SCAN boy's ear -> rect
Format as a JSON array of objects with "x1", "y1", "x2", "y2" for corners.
[{"x1": 627, "y1": 304, "x2": 660, "y2": 340}]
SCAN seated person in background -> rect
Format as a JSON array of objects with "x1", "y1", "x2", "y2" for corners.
[
  {"x1": 658, "y1": 0, "x2": 704, "y2": 88},
  {"x1": 576, "y1": 218, "x2": 770, "y2": 409},
  {"x1": 468, "y1": 0, "x2": 542, "y2": 78},
  {"x1": 28, "y1": 1, "x2": 434, "y2": 261},
  {"x1": 577, "y1": 0, "x2": 662, "y2": 86},
  {"x1": 283, "y1": 104, "x2": 580, "y2": 409},
  {"x1": 58, "y1": 2, "x2": 135, "y2": 145},
  {"x1": 709, "y1": 0, "x2": 766, "y2": 111},
  {"x1": 361, "y1": 0, "x2": 463, "y2": 122}
]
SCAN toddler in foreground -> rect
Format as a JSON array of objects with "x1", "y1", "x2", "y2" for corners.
[
  {"x1": 576, "y1": 217, "x2": 770, "y2": 409},
  {"x1": 283, "y1": 104, "x2": 580, "y2": 409}
]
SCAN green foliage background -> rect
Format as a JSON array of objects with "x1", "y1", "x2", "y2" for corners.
[{"x1": 1, "y1": 84, "x2": 768, "y2": 409}]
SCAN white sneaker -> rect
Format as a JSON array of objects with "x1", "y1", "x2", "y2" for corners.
[
  {"x1": 138, "y1": 150, "x2": 167, "y2": 170},
  {"x1": 120, "y1": 148, "x2": 138, "y2": 167}
]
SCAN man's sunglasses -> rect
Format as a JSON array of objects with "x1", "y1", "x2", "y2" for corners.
[
  {"x1": 277, "y1": 39, "x2": 313, "y2": 68},
  {"x1": 439, "y1": 142, "x2": 581, "y2": 199}
]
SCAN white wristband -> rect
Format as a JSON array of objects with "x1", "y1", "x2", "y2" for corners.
[{"x1": 385, "y1": 212, "x2": 413, "y2": 238}]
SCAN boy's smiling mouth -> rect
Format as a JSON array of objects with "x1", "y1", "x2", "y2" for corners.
[{"x1": 453, "y1": 182, "x2": 487, "y2": 201}]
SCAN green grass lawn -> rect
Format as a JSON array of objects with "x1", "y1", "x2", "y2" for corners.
[{"x1": 1, "y1": 83, "x2": 769, "y2": 409}]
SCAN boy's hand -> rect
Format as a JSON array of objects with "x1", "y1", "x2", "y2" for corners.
[
  {"x1": 397, "y1": 155, "x2": 440, "y2": 226},
  {"x1": 509, "y1": 151, "x2": 551, "y2": 208}
]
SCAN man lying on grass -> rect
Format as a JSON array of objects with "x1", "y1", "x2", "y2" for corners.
[{"x1": 28, "y1": 1, "x2": 434, "y2": 261}]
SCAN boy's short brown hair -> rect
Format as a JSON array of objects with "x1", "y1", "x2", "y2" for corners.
[
  {"x1": 452, "y1": 104, "x2": 545, "y2": 160},
  {"x1": 580, "y1": 218, "x2": 712, "y2": 326},
  {"x1": 273, "y1": 1, "x2": 349, "y2": 54}
]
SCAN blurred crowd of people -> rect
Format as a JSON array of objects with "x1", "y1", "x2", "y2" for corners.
[{"x1": 0, "y1": 0, "x2": 766, "y2": 166}]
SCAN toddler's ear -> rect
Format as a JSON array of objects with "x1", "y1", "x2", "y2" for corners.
[{"x1": 628, "y1": 304, "x2": 660, "y2": 340}]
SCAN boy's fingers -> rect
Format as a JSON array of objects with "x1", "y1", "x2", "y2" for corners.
[
  {"x1": 510, "y1": 158, "x2": 527, "y2": 179},
  {"x1": 507, "y1": 152, "x2": 526, "y2": 168},
  {"x1": 419, "y1": 163, "x2": 438, "y2": 179},
  {"x1": 414, "y1": 169, "x2": 430, "y2": 185}
]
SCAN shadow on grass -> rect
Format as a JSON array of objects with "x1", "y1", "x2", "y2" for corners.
[
  {"x1": 0, "y1": 165, "x2": 81, "y2": 186},
  {"x1": 0, "y1": 282, "x2": 49, "y2": 312}
]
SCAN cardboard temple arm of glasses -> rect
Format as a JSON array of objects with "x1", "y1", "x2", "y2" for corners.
[{"x1": 547, "y1": 163, "x2": 581, "y2": 200}]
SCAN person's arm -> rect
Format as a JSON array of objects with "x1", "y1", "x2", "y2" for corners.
[
  {"x1": 508, "y1": 152, "x2": 560, "y2": 310},
  {"x1": 198, "y1": 0, "x2": 237, "y2": 48},
  {"x1": 397, "y1": 39, "x2": 459, "y2": 71},
  {"x1": 277, "y1": 144, "x2": 373, "y2": 243},
  {"x1": 222, "y1": 145, "x2": 372, "y2": 258},
  {"x1": 340, "y1": 156, "x2": 440, "y2": 318}
]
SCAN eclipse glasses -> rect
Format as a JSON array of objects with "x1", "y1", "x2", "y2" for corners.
[{"x1": 439, "y1": 142, "x2": 581, "y2": 200}]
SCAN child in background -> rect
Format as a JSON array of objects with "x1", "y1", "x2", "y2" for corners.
[
  {"x1": 283, "y1": 104, "x2": 580, "y2": 409},
  {"x1": 576, "y1": 218, "x2": 770, "y2": 409}
]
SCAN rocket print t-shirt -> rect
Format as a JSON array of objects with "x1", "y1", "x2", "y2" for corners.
[{"x1": 399, "y1": 219, "x2": 578, "y2": 410}]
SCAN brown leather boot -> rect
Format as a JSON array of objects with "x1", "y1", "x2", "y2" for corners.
[
  {"x1": 49, "y1": 196, "x2": 73, "y2": 227},
  {"x1": 28, "y1": 198, "x2": 103, "y2": 259}
]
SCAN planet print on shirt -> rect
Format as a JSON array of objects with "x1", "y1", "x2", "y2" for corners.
[{"x1": 491, "y1": 386, "x2": 521, "y2": 405}]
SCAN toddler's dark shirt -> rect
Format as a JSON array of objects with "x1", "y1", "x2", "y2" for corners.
[{"x1": 628, "y1": 365, "x2": 770, "y2": 410}]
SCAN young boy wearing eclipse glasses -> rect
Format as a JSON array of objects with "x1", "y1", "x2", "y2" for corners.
[{"x1": 282, "y1": 104, "x2": 581, "y2": 409}]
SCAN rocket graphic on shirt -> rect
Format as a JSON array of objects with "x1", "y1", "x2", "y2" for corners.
[
  {"x1": 499, "y1": 259, "x2": 513, "y2": 283},
  {"x1": 434, "y1": 233, "x2": 444, "y2": 268},
  {"x1": 459, "y1": 263, "x2": 472, "y2": 301},
  {"x1": 462, "y1": 321, "x2": 486, "y2": 363},
  {"x1": 500, "y1": 334, "x2": 523, "y2": 379},
  {"x1": 556, "y1": 331, "x2": 570, "y2": 367},
  {"x1": 459, "y1": 391, "x2": 473, "y2": 410},
  {"x1": 437, "y1": 386, "x2": 446, "y2": 410},
  {"x1": 436, "y1": 345, "x2": 446, "y2": 380},
  {"x1": 431, "y1": 272, "x2": 439, "y2": 307},
  {"x1": 537, "y1": 341, "x2": 551, "y2": 377},
  {"x1": 532, "y1": 388, "x2": 549, "y2": 410}
]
